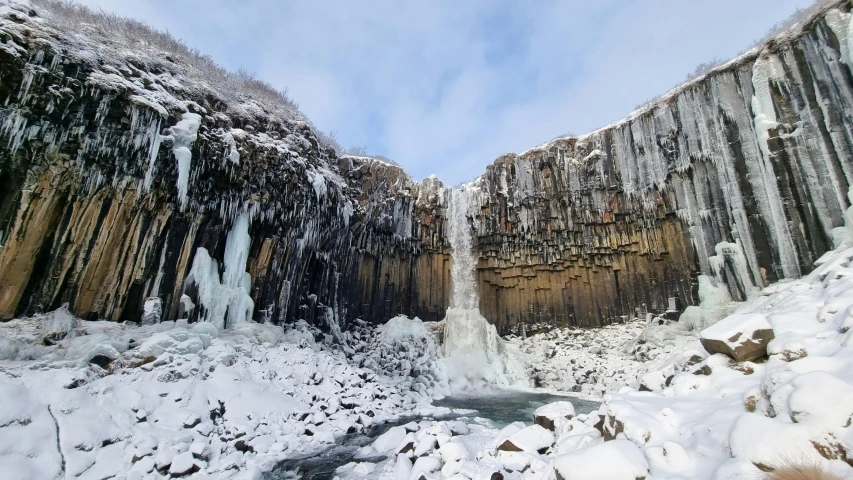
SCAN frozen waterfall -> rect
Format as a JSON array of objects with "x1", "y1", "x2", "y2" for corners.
[{"x1": 442, "y1": 186, "x2": 528, "y2": 389}]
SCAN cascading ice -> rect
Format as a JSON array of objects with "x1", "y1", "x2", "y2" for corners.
[{"x1": 441, "y1": 186, "x2": 528, "y2": 389}]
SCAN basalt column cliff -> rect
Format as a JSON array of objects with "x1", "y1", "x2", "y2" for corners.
[
  {"x1": 2, "y1": 1, "x2": 853, "y2": 332},
  {"x1": 456, "y1": 3, "x2": 853, "y2": 329}
]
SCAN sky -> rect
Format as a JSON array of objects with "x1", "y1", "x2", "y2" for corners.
[{"x1": 79, "y1": 0, "x2": 815, "y2": 185}]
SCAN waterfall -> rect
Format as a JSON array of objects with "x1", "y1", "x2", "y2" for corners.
[
  {"x1": 447, "y1": 188, "x2": 480, "y2": 310},
  {"x1": 442, "y1": 186, "x2": 528, "y2": 389}
]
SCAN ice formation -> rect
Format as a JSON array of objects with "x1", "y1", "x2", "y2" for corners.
[
  {"x1": 441, "y1": 186, "x2": 528, "y2": 388},
  {"x1": 162, "y1": 113, "x2": 202, "y2": 210},
  {"x1": 184, "y1": 213, "x2": 254, "y2": 328},
  {"x1": 708, "y1": 241, "x2": 760, "y2": 299}
]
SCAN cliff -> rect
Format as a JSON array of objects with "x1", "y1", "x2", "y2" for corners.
[
  {"x1": 2, "y1": 0, "x2": 853, "y2": 332},
  {"x1": 458, "y1": 1, "x2": 853, "y2": 328},
  {"x1": 0, "y1": 0, "x2": 445, "y2": 331}
]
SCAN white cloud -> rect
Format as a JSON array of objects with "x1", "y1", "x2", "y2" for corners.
[{"x1": 77, "y1": 0, "x2": 816, "y2": 184}]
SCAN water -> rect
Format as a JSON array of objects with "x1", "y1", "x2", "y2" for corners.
[
  {"x1": 442, "y1": 187, "x2": 528, "y2": 387},
  {"x1": 433, "y1": 389, "x2": 600, "y2": 429},
  {"x1": 266, "y1": 390, "x2": 599, "y2": 479}
]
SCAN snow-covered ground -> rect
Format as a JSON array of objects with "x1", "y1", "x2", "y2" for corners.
[
  {"x1": 5, "y1": 252, "x2": 853, "y2": 480},
  {"x1": 0, "y1": 313, "x2": 443, "y2": 479},
  {"x1": 333, "y1": 246, "x2": 853, "y2": 479}
]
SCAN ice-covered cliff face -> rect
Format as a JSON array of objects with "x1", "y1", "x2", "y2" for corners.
[
  {"x1": 455, "y1": 1, "x2": 853, "y2": 329},
  {"x1": 0, "y1": 0, "x2": 441, "y2": 330},
  {"x1": 2, "y1": 0, "x2": 853, "y2": 332}
]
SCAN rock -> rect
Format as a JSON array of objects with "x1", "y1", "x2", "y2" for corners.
[
  {"x1": 394, "y1": 454, "x2": 413, "y2": 479},
  {"x1": 234, "y1": 439, "x2": 254, "y2": 453},
  {"x1": 190, "y1": 441, "x2": 210, "y2": 460},
  {"x1": 372, "y1": 426, "x2": 407, "y2": 452},
  {"x1": 498, "y1": 425, "x2": 554, "y2": 454},
  {"x1": 411, "y1": 456, "x2": 441, "y2": 477},
  {"x1": 154, "y1": 449, "x2": 176, "y2": 471},
  {"x1": 700, "y1": 314, "x2": 775, "y2": 362},
  {"x1": 183, "y1": 413, "x2": 201, "y2": 428},
  {"x1": 553, "y1": 440, "x2": 649, "y2": 480},
  {"x1": 438, "y1": 441, "x2": 469, "y2": 463},
  {"x1": 0, "y1": 0, "x2": 849, "y2": 333},
  {"x1": 593, "y1": 413, "x2": 625, "y2": 441},
  {"x1": 168, "y1": 452, "x2": 198, "y2": 477},
  {"x1": 533, "y1": 401, "x2": 576, "y2": 431},
  {"x1": 639, "y1": 371, "x2": 667, "y2": 391}
]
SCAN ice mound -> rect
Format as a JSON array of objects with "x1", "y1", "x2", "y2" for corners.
[
  {"x1": 378, "y1": 315, "x2": 430, "y2": 344},
  {"x1": 442, "y1": 307, "x2": 528, "y2": 389}
]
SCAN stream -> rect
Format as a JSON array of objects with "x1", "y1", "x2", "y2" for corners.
[{"x1": 265, "y1": 390, "x2": 599, "y2": 479}]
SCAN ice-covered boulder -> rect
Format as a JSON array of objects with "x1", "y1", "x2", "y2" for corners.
[
  {"x1": 553, "y1": 440, "x2": 649, "y2": 480},
  {"x1": 699, "y1": 314, "x2": 774, "y2": 362},
  {"x1": 533, "y1": 401, "x2": 576, "y2": 431}
]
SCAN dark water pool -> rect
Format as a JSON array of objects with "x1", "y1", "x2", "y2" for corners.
[
  {"x1": 265, "y1": 390, "x2": 598, "y2": 479},
  {"x1": 432, "y1": 390, "x2": 599, "y2": 429}
]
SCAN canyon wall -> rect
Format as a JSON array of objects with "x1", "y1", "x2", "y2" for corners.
[
  {"x1": 0, "y1": 2, "x2": 448, "y2": 330},
  {"x1": 2, "y1": 0, "x2": 853, "y2": 332},
  {"x1": 459, "y1": 1, "x2": 853, "y2": 329}
]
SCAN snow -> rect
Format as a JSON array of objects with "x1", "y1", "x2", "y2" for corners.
[
  {"x1": 378, "y1": 315, "x2": 429, "y2": 343},
  {"x1": 0, "y1": 309, "x2": 451, "y2": 479},
  {"x1": 700, "y1": 313, "x2": 773, "y2": 350},
  {"x1": 553, "y1": 440, "x2": 649, "y2": 480},
  {"x1": 501, "y1": 424, "x2": 554, "y2": 452},
  {"x1": 329, "y1": 244, "x2": 853, "y2": 479}
]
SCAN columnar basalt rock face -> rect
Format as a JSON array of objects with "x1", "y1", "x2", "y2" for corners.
[
  {"x1": 2, "y1": 0, "x2": 853, "y2": 332},
  {"x1": 452, "y1": 1, "x2": 853, "y2": 330},
  {"x1": 0, "y1": 3, "x2": 441, "y2": 329}
]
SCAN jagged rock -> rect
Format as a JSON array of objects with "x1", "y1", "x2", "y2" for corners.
[
  {"x1": 183, "y1": 413, "x2": 201, "y2": 428},
  {"x1": 700, "y1": 314, "x2": 775, "y2": 362}
]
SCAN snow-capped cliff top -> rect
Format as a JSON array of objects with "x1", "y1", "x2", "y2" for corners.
[
  {"x1": 0, "y1": 0, "x2": 316, "y2": 137},
  {"x1": 517, "y1": 0, "x2": 845, "y2": 159}
]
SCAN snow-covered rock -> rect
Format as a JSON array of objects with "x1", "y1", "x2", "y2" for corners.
[
  {"x1": 498, "y1": 424, "x2": 555, "y2": 453},
  {"x1": 533, "y1": 401, "x2": 576, "y2": 431},
  {"x1": 699, "y1": 313, "x2": 775, "y2": 362},
  {"x1": 552, "y1": 440, "x2": 649, "y2": 480}
]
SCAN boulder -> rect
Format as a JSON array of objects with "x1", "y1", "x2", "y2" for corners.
[
  {"x1": 699, "y1": 314, "x2": 774, "y2": 362},
  {"x1": 553, "y1": 440, "x2": 649, "y2": 480},
  {"x1": 497, "y1": 425, "x2": 554, "y2": 454},
  {"x1": 168, "y1": 452, "x2": 199, "y2": 477},
  {"x1": 533, "y1": 401, "x2": 576, "y2": 431}
]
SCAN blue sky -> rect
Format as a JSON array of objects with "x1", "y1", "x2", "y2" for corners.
[{"x1": 80, "y1": 0, "x2": 814, "y2": 185}]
